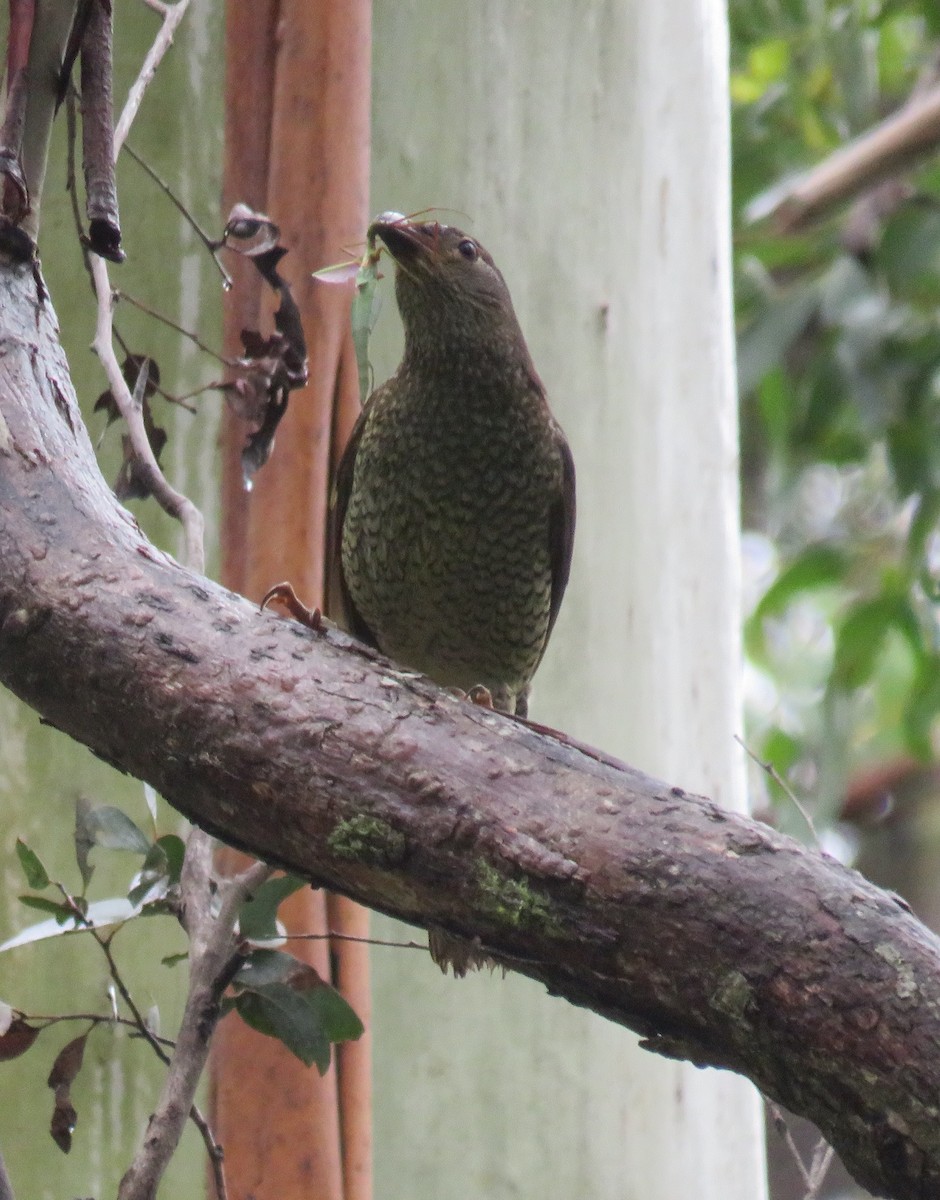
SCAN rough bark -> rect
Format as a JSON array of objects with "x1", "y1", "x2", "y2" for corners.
[{"x1": 0, "y1": 264, "x2": 939, "y2": 1200}]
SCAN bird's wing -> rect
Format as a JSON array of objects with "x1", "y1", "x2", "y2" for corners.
[
  {"x1": 326, "y1": 399, "x2": 381, "y2": 648},
  {"x1": 545, "y1": 424, "x2": 576, "y2": 644}
]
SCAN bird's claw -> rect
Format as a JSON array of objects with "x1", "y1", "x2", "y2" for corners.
[
  {"x1": 466, "y1": 685, "x2": 495, "y2": 709},
  {"x1": 260, "y1": 582, "x2": 323, "y2": 632}
]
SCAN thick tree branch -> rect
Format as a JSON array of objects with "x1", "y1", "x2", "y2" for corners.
[{"x1": 1, "y1": 264, "x2": 940, "y2": 1200}]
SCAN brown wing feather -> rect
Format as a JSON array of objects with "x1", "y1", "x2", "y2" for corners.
[
  {"x1": 545, "y1": 424, "x2": 576, "y2": 645},
  {"x1": 326, "y1": 402, "x2": 381, "y2": 648}
]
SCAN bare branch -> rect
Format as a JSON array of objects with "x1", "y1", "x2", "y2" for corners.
[
  {"x1": 749, "y1": 82, "x2": 940, "y2": 231},
  {"x1": 90, "y1": 253, "x2": 205, "y2": 572},
  {"x1": 80, "y1": 0, "x2": 122, "y2": 260},
  {"x1": 112, "y1": 1, "x2": 192, "y2": 158},
  {"x1": 117, "y1": 825, "x2": 241, "y2": 1200}
]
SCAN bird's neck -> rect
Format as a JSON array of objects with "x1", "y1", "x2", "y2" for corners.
[{"x1": 400, "y1": 321, "x2": 539, "y2": 403}]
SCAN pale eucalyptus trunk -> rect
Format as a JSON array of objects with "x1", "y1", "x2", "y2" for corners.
[{"x1": 368, "y1": 3, "x2": 769, "y2": 1197}]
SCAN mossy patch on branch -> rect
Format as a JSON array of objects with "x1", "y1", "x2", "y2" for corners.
[
  {"x1": 328, "y1": 814, "x2": 407, "y2": 866},
  {"x1": 474, "y1": 860, "x2": 561, "y2": 934}
]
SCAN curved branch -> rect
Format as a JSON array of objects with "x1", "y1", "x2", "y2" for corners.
[{"x1": 0, "y1": 264, "x2": 939, "y2": 1200}]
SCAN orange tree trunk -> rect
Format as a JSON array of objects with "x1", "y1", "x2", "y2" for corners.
[{"x1": 212, "y1": 5, "x2": 372, "y2": 1199}]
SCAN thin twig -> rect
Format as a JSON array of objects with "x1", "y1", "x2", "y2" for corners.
[
  {"x1": 115, "y1": 288, "x2": 231, "y2": 364},
  {"x1": 807, "y1": 1140, "x2": 836, "y2": 1198},
  {"x1": 122, "y1": 140, "x2": 231, "y2": 286},
  {"x1": 0, "y1": 1142, "x2": 15, "y2": 1200},
  {"x1": 90, "y1": 254, "x2": 205, "y2": 572},
  {"x1": 735, "y1": 734, "x2": 822, "y2": 848},
  {"x1": 190, "y1": 1103, "x2": 226, "y2": 1200},
  {"x1": 112, "y1": 1, "x2": 191, "y2": 158},
  {"x1": 24, "y1": 1009, "x2": 177, "y2": 1048},
  {"x1": 92, "y1": 927, "x2": 171, "y2": 1064},
  {"x1": 108, "y1": 323, "x2": 199, "y2": 414},
  {"x1": 280, "y1": 930, "x2": 427, "y2": 951},
  {"x1": 96, "y1": 931, "x2": 227, "y2": 1198}
]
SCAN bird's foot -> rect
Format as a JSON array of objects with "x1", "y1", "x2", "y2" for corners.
[
  {"x1": 260, "y1": 582, "x2": 323, "y2": 632},
  {"x1": 466, "y1": 684, "x2": 495, "y2": 709}
]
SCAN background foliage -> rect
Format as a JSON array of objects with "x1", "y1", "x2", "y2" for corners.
[{"x1": 731, "y1": 0, "x2": 940, "y2": 832}]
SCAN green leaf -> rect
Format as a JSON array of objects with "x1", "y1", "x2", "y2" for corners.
[
  {"x1": 15, "y1": 840, "x2": 50, "y2": 891},
  {"x1": 746, "y1": 544, "x2": 848, "y2": 657},
  {"x1": 235, "y1": 984, "x2": 332, "y2": 1073},
  {"x1": 17, "y1": 896, "x2": 74, "y2": 921},
  {"x1": 84, "y1": 806, "x2": 152, "y2": 855},
  {"x1": 155, "y1": 835, "x2": 185, "y2": 885},
  {"x1": 142, "y1": 783, "x2": 159, "y2": 829},
  {"x1": 906, "y1": 488, "x2": 940, "y2": 570},
  {"x1": 902, "y1": 655, "x2": 940, "y2": 759},
  {"x1": 233, "y1": 954, "x2": 364, "y2": 1072},
  {"x1": 877, "y1": 15, "x2": 922, "y2": 95},
  {"x1": 755, "y1": 366, "x2": 792, "y2": 453},
  {"x1": 234, "y1": 948, "x2": 302, "y2": 988},
  {"x1": 303, "y1": 979, "x2": 365, "y2": 1045},
  {"x1": 239, "y1": 876, "x2": 306, "y2": 942},
  {"x1": 830, "y1": 595, "x2": 918, "y2": 691},
  {"x1": 759, "y1": 727, "x2": 801, "y2": 793},
  {"x1": 737, "y1": 282, "x2": 820, "y2": 395},
  {"x1": 0, "y1": 897, "x2": 141, "y2": 953},
  {"x1": 312, "y1": 259, "x2": 360, "y2": 283},
  {"x1": 127, "y1": 836, "x2": 185, "y2": 907},
  {"x1": 74, "y1": 797, "x2": 96, "y2": 890},
  {"x1": 351, "y1": 252, "x2": 383, "y2": 404}
]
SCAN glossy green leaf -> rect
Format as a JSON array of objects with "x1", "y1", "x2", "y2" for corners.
[
  {"x1": 156, "y1": 835, "x2": 186, "y2": 884},
  {"x1": 235, "y1": 984, "x2": 332, "y2": 1073},
  {"x1": 233, "y1": 950, "x2": 364, "y2": 1072},
  {"x1": 127, "y1": 835, "x2": 185, "y2": 907},
  {"x1": 302, "y1": 978, "x2": 365, "y2": 1045}
]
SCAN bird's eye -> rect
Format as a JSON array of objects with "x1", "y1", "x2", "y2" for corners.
[{"x1": 457, "y1": 239, "x2": 479, "y2": 262}]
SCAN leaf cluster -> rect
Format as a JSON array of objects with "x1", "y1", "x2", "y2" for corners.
[{"x1": 0, "y1": 798, "x2": 362, "y2": 1159}]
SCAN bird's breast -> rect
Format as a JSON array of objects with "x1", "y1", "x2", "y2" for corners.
[{"x1": 340, "y1": 380, "x2": 561, "y2": 700}]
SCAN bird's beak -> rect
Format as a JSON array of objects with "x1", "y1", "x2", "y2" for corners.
[{"x1": 368, "y1": 215, "x2": 438, "y2": 271}]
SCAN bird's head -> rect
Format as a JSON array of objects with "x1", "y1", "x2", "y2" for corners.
[{"x1": 367, "y1": 215, "x2": 531, "y2": 373}]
